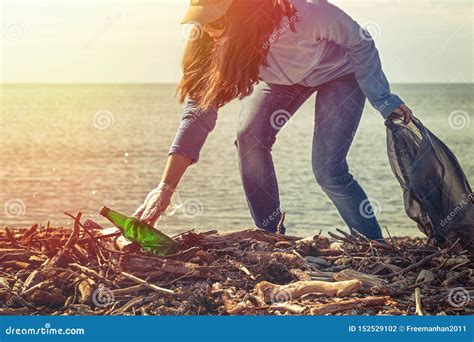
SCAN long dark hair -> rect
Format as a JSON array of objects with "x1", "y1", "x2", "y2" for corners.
[{"x1": 176, "y1": 0, "x2": 299, "y2": 111}]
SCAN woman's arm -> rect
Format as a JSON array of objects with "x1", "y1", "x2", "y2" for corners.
[
  {"x1": 310, "y1": 1, "x2": 412, "y2": 121},
  {"x1": 133, "y1": 98, "x2": 218, "y2": 226},
  {"x1": 168, "y1": 98, "x2": 219, "y2": 164},
  {"x1": 160, "y1": 153, "x2": 193, "y2": 189}
]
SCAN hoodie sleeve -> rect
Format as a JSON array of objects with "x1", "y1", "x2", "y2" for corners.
[
  {"x1": 168, "y1": 98, "x2": 218, "y2": 164},
  {"x1": 311, "y1": 0, "x2": 403, "y2": 118}
]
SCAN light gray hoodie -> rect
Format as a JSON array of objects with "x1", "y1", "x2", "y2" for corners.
[{"x1": 169, "y1": 0, "x2": 403, "y2": 163}]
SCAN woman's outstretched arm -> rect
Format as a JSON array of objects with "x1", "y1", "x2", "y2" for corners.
[
  {"x1": 133, "y1": 98, "x2": 218, "y2": 226},
  {"x1": 160, "y1": 153, "x2": 193, "y2": 189}
]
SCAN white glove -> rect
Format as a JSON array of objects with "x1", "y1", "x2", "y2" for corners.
[{"x1": 132, "y1": 182, "x2": 176, "y2": 227}]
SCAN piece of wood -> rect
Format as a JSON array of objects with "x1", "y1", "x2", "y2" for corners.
[
  {"x1": 230, "y1": 260, "x2": 256, "y2": 280},
  {"x1": 121, "y1": 255, "x2": 223, "y2": 280},
  {"x1": 220, "y1": 291, "x2": 254, "y2": 315},
  {"x1": 200, "y1": 229, "x2": 300, "y2": 248},
  {"x1": 414, "y1": 287, "x2": 424, "y2": 316},
  {"x1": 120, "y1": 272, "x2": 174, "y2": 295},
  {"x1": 0, "y1": 250, "x2": 37, "y2": 262},
  {"x1": 111, "y1": 284, "x2": 146, "y2": 296},
  {"x1": 415, "y1": 270, "x2": 435, "y2": 284},
  {"x1": 69, "y1": 263, "x2": 115, "y2": 286},
  {"x1": 0, "y1": 307, "x2": 30, "y2": 315},
  {"x1": 1, "y1": 261, "x2": 30, "y2": 269},
  {"x1": 309, "y1": 296, "x2": 390, "y2": 315},
  {"x1": 270, "y1": 302, "x2": 307, "y2": 314},
  {"x1": 46, "y1": 212, "x2": 82, "y2": 268},
  {"x1": 5, "y1": 227, "x2": 19, "y2": 246},
  {"x1": 255, "y1": 279, "x2": 363, "y2": 302},
  {"x1": 316, "y1": 249, "x2": 344, "y2": 256},
  {"x1": 334, "y1": 269, "x2": 385, "y2": 287},
  {"x1": 77, "y1": 277, "x2": 95, "y2": 304},
  {"x1": 63, "y1": 212, "x2": 126, "y2": 255},
  {"x1": 28, "y1": 289, "x2": 66, "y2": 307},
  {"x1": 22, "y1": 280, "x2": 50, "y2": 297},
  {"x1": 22, "y1": 223, "x2": 38, "y2": 240},
  {"x1": 289, "y1": 269, "x2": 311, "y2": 281},
  {"x1": 111, "y1": 295, "x2": 145, "y2": 315},
  {"x1": 240, "y1": 251, "x2": 307, "y2": 268},
  {"x1": 394, "y1": 250, "x2": 442, "y2": 276}
]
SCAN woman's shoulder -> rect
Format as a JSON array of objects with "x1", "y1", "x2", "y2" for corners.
[
  {"x1": 291, "y1": 0, "x2": 354, "y2": 37},
  {"x1": 292, "y1": 0, "x2": 347, "y2": 24}
]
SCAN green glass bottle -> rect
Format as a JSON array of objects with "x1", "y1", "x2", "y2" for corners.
[{"x1": 99, "y1": 206, "x2": 179, "y2": 256}]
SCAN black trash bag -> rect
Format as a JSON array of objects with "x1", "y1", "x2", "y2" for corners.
[{"x1": 385, "y1": 116, "x2": 474, "y2": 248}]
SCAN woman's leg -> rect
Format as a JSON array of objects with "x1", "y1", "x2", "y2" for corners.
[
  {"x1": 236, "y1": 82, "x2": 316, "y2": 233},
  {"x1": 312, "y1": 73, "x2": 383, "y2": 240}
]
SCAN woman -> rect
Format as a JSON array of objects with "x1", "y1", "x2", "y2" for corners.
[{"x1": 133, "y1": 0, "x2": 413, "y2": 240}]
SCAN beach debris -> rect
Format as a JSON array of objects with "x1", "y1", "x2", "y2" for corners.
[{"x1": 0, "y1": 216, "x2": 472, "y2": 315}]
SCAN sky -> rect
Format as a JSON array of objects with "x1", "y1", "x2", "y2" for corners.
[{"x1": 0, "y1": 0, "x2": 472, "y2": 83}]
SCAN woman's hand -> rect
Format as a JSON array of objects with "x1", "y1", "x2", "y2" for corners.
[
  {"x1": 132, "y1": 183, "x2": 175, "y2": 227},
  {"x1": 389, "y1": 103, "x2": 413, "y2": 124}
]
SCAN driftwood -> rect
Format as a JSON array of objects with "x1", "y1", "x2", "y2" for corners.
[
  {"x1": 414, "y1": 287, "x2": 424, "y2": 316},
  {"x1": 255, "y1": 279, "x2": 363, "y2": 301},
  {"x1": 270, "y1": 302, "x2": 307, "y2": 314},
  {"x1": 334, "y1": 269, "x2": 385, "y2": 288},
  {"x1": 0, "y1": 215, "x2": 472, "y2": 315},
  {"x1": 120, "y1": 255, "x2": 223, "y2": 280},
  {"x1": 119, "y1": 272, "x2": 174, "y2": 295},
  {"x1": 309, "y1": 296, "x2": 391, "y2": 315}
]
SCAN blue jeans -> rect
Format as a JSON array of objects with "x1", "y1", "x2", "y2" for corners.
[{"x1": 234, "y1": 73, "x2": 383, "y2": 240}]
